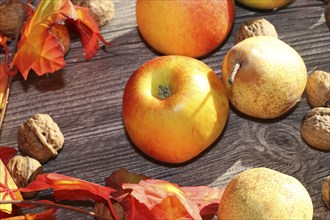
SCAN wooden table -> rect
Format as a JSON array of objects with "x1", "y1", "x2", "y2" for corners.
[{"x1": 1, "y1": 0, "x2": 329, "y2": 219}]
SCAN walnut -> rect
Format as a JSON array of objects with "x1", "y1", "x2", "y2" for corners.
[
  {"x1": 322, "y1": 176, "x2": 330, "y2": 209},
  {"x1": 18, "y1": 113, "x2": 64, "y2": 163},
  {"x1": 0, "y1": 0, "x2": 25, "y2": 37},
  {"x1": 235, "y1": 18, "x2": 278, "y2": 44},
  {"x1": 72, "y1": 0, "x2": 115, "y2": 28},
  {"x1": 6, "y1": 155, "x2": 43, "y2": 198},
  {"x1": 306, "y1": 70, "x2": 330, "y2": 108},
  {"x1": 300, "y1": 107, "x2": 330, "y2": 151}
]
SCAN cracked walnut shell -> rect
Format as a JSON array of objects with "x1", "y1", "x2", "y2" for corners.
[
  {"x1": 235, "y1": 18, "x2": 278, "y2": 44},
  {"x1": 72, "y1": 0, "x2": 115, "y2": 28},
  {"x1": 18, "y1": 114, "x2": 64, "y2": 163},
  {"x1": 7, "y1": 155, "x2": 43, "y2": 198},
  {"x1": 300, "y1": 107, "x2": 330, "y2": 151}
]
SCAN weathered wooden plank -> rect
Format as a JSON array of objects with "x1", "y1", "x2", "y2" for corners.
[{"x1": 0, "y1": 0, "x2": 329, "y2": 218}]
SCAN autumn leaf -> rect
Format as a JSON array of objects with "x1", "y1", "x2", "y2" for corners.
[
  {"x1": 1, "y1": 200, "x2": 57, "y2": 220},
  {"x1": 11, "y1": 0, "x2": 110, "y2": 79},
  {"x1": 19, "y1": 173, "x2": 119, "y2": 220},
  {"x1": 0, "y1": 34, "x2": 17, "y2": 77},
  {"x1": 0, "y1": 160, "x2": 23, "y2": 216},
  {"x1": 0, "y1": 146, "x2": 17, "y2": 166},
  {"x1": 121, "y1": 179, "x2": 202, "y2": 220},
  {"x1": 105, "y1": 169, "x2": 223, "y2": 220},
  {"x1": 182, "y1": 186, "x2": 224, "y2": 220},
  {"x1": 66, "y1": 5, "x2": 111, "y2": 60}
]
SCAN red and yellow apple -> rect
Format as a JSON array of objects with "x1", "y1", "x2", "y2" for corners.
[
  {"x1": 136, "y1": 0, "x2": 235, "y2": 58},
  {"x1": 236, "y1": 0, "x2": 293, "y2": 10},
  {"x1": 122, "y1": 56, "x2": 229, "y2": 163}
]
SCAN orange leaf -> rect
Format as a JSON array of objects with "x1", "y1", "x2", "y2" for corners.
[
  {"x1": 182, "y1": 186, "x2": 224, "y2": 219},
  {"x1": 11, "y1": 0, "x2": 110, "y2": 79},
  {"x1": 0, "y1": 34, "x2": 17, "y2": 76},
  {"x1": 121, "y1": 179, "x2": 202, "y2": 220},
  {"x1": 10, "y1": 0, "x2": 74, "y2": 79},
  {"x1": 0, "y1": 160, "x2": 23, "y2": 215},
  {"x1": 66, "y1": 6, "x2": 111, "y2": 60},
  {"x1": 19, "y1": 173, "x2": 119, "y2": 220}
]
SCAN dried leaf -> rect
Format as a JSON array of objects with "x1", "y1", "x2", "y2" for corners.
[
  {"x1": 107, "y1": 169, "x2": 224, "y2": 220},
  {"x1": 121, "y1": 179, "x2": 202, "y2": 220},
  {"x1": 0, "y1": 34, "x2": 17, "y2": 76},
  {"x1": 19, "y1": 173, "x2": 118, "y2": 219},
  {"x1": 0, "y1": 64, "x2": 9, "y2": 110},
  {"x1": 105, "y1": 168, "x2": 149, "y2": 191},
  {"x1": 0, "y1": 146, "x2": 17, "y2": 166},
  {"x1": 2, "y1": 201, "x2": 57, "y2": 220},
  {"x1": 11, "y1": 0, "x2": 110, "y2": 79},
  {"x1": 0, "y1": 160, "x2": 23, "y2": 215},
  {"x1": 182, "y1": 186, "x2": 224, "y2": 220},
  {"x1": 66, "y1": 5, "x2": 111, "y2": 60}
]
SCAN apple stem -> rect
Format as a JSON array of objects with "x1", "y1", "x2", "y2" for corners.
[
  {"x1": 228, "y1": 60, "x2": 242, "y2": 85},
  {"x1": 158, "y1": 85, "x2": 171, "y2": 99}
]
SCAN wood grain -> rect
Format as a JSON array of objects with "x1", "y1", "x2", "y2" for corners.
[{"x1": 0, "y1": 0, "x2": 329, "y2": 219}]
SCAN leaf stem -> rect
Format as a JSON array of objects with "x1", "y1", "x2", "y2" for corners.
[
  {"x1": 0, "y1": 0, "x2": 28, "y2": 130},
  {"x1": 0, "y1": 200, "x2": 112, "y2": 220}
]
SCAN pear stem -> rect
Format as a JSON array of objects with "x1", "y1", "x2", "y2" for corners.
[{"x1": 228, "y1": 60, "x2": 242, "y2": 85}]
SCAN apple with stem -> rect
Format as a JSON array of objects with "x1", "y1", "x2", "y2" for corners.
[
  {"x1": 123, "y1": 56, "x2": 229, "y2": 163},
  {"x1": 136, "y1": 0, "x2": 235, "y2": 58}
]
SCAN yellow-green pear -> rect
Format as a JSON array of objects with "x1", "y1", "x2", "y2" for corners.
[{"x1": 218, "y1": 167, "x2": 313, "y2": 219}]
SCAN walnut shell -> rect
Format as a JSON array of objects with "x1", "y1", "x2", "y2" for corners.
[
  {"x1": 0, "y1": 0, "x2": 25, "y2": 37},
  {"x1": 72, "y1": 0, "x2": 115, "y2": 28},
  {"x1": 7, "y1": 155, "x2": 43, "y2": 198},
  {"x1": 235, "y1": 18, "x2": 278, "y2": 44},
  {"x1": 322, "y1": 176, "x2": 330, "y2": 209},
  {"x1": 306, "y1": 70, "x2": 330, "y2": 108},
  {"x1": 300, "y1": 107, "x2": 330, "y2": 151},
  {"x1": 18, "y1": 114, "x2": 64, "y2": 163}
]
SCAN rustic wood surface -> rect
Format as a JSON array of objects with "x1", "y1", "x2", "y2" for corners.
[{"x1": 1, "y1": 0, "x2": 330, "y2": 219}]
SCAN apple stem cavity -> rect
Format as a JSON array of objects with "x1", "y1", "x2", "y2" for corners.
[
  {"x1": 228, "y1": 59, "x2": 242, "y2": 85},
  {"x1": 158, "y1": 85, "x2": 171, "y2": 99}
]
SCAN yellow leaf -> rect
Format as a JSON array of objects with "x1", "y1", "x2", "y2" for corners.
[{"x1": 0, "y1": 160, "x2": 23, "y2": 215}]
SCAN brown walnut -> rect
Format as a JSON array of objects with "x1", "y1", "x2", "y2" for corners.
[
  {"x1": 300, "y1": 107, "x2": 330, "y2": 151},
  {"x1": 306, "y1": 70, "x2": 330, "y2": 108},
  {"x1": 18, "y1": 113, "x2": 64, "y2": 163},
  {"x1": 322, "y1": 176, "x2": 330, "y2": 209},
  {"x1": 0, "y1": 0, "x2": 25, "y2": 37},
  {"x1": 72, "y1": 0, "x2": 115, "y2": 28},
  {"x1": 235, "y1": 18, "x2": 278, "y2": 44},
  {"x1": 6, "y1": 155, "x2": 43, "y2": 198}
]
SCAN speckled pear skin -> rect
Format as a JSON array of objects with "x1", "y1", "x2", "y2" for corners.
[{"x1": 218, "y1": 167, "x2": 313, "y2": 219}]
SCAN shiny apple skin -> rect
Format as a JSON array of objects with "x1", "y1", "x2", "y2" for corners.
[
  {"x1": 136, "y1": 0, "x2": 235, "y2": 58},
  {"x1": 123, "y1": 56, "x2": 229, "y2": 163}
]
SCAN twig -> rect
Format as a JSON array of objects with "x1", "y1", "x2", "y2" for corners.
[
  {"x1": 0, "y1": 0, "x2": 28, "y2": 129},
  {"x1": 0, "y1": 200, "x2": 112, "y2": 220}
]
